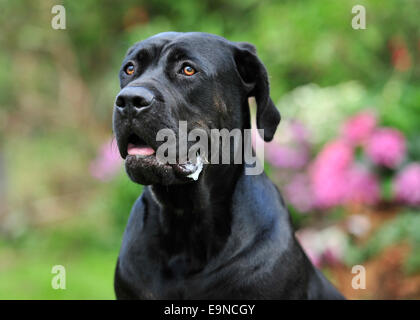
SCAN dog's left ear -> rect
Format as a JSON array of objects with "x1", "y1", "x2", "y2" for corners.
[{"x1": 233, "y1": 42, "x2": 281, "y2": 141}]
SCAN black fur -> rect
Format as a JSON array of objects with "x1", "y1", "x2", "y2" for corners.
[{"x1": 112, "y1": 32, "x2": 344, "y2": 299}]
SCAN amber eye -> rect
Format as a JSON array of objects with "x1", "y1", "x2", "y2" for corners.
[
  {"x1": 182, "y1": 65, "x2": 196, "y2": 76},
  {"x1": 125, "y1": 63, "x2": 135, "y2": 75}
]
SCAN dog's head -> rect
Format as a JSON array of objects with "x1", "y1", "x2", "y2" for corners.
[{"x1": 113, "y1": 32, "x2": 280, "y2": 185}]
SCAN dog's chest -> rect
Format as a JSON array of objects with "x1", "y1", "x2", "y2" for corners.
[
  {"x1": 119, "y1": 238, "x2": 231, "y2": 299},
  {"x1": 126, "y1": 260, "x2": 217, "y2": 299}
]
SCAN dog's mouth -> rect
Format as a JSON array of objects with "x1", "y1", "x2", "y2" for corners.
[
  {"x1": 121, "y1": 132, "x2": 204, "y2": 184},
  {"x1": 126, "y1": 134, "x2": 155, "y2": 157}
]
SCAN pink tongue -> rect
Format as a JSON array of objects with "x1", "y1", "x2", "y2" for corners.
[{"x1": 127, "y1": 143, "x2": 155, "y2": 156}]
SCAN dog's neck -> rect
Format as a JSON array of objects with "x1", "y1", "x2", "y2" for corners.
[{"x1": 149, "y1": 164, "x2": 243, "y2": 275}]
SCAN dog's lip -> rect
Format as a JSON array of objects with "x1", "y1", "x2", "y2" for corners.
[
  {"x1": 125, "y1": 152, "x2": 204, "y2": 180},
  {"x1": 126, "y1": 153, "x2": 170, "y2": 167}
]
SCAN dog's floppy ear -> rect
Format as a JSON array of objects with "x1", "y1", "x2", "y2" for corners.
[{"x1": 233, "y1": 42, "x2": 280, "y2": 141}]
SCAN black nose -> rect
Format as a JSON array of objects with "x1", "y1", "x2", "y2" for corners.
[{"x1": 115, "y1": 87, "x2": 155, "y2": 110}]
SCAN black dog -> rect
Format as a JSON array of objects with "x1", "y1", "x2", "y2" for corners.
[{"x1": 113, "y1": 32, "x2": 344, "y2": 299}]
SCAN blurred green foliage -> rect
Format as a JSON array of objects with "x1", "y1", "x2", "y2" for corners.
[
  {"x1": 345, "y1": 211, "x2": 420, "y2": 274},
  {"x1": 0, "y1": 0, "x2": 419, "y2": 299}
]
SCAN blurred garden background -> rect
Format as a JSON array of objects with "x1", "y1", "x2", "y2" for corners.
[{"x1": 1, "y1": 0, "x2": 420, "y2": 299}]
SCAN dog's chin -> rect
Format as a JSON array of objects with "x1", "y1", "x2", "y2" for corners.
[{"x1": 125, "y1": 155, "x2": 203, "y2": 186}]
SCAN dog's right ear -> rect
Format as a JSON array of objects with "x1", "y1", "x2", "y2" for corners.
[{"x1": 233, "y1": 42, "x2": 280, "y2": 142}]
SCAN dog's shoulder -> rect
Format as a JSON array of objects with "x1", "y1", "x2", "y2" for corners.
[{"x1": 223, "y1": 172, "x2": 296, "y2": 264}]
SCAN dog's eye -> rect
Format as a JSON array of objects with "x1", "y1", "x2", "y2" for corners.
[
  {"x1": 181, "y1": 65, "x2": 196, "y2": 76},
  {"x1": 125, "y1": 63, "x2": 135, "y2": 75}
]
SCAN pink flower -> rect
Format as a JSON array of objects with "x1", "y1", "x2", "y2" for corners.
[
  {"x1": 310, "y1": 139, "x2": 382, "y2": 209},
  {"x1": 311, "y1": 172, "x2": 347, "y2": 209},
  {"x1": 296, "y1": 229, "x2": 323, "y2": 268},
  {"x1": 310, "y1": 140, "x2": 353, "y2": 208},
  {"x1": 296, "y1": 227, "x2": 347, "y2": 267},
  {"x1": 284, "y1": 174, "x2": 314, "y2": 213},
  {"x1": 313, "y1": 139, "x2": 353, "y2": 172},
  {"x1": 345, "y1": 165, "x2": 380, "y2": 205},
  {"x1": 290, "y1": 121, "x2": 310, "y2": 143},
  {"x1": 366, "y1": 128, "x2": 406, "y2": 168},
  {"x1": 266, "y1": 146, "x2": 310, "y2": 169},
  {"x1": 319, "y1": 227, "x2": 347, "y2": 266},
  {"x1": 252, "y1": 120, "x2": 311, "y2": 170},
  {"x1": 305, "y1": 247, "x2": 322, "y2": 268},
  {"x1": 90, "y1": 138, "x2": 123, "y2": 181},
  {"x1": 394, "y1": 163, "x2": 420, "y2": 206},
  {"x1": 342, "y1": 111, "x2": 377, "y2": 145}
]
